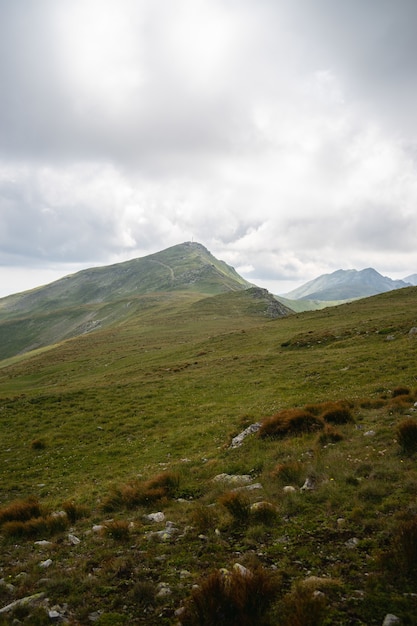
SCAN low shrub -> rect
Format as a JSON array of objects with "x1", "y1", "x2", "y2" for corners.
[
  {"x1": 259, "y1": 409, "x2": 324, "y2": 439},
  {"x1": 397, "y1": 418, "x2": 417, "y2": 454},
  {"x1": 180, "y1": 565, "x2": 281, "y2": 626}
]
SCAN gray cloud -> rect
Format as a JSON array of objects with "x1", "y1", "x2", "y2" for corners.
[{"x1": 0, "y1": 0, "x2": 417, "y2": 296}]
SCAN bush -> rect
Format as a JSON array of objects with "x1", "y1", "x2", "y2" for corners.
[
  {"x1": 397, "y1": 418, "x2": 417, "y2": 454},
  {"x1": 180, "y1": 565, "x2": 281, "y2": 626},
  {"x1": 259, "y1": 409, "x2": 324, "y2": 439}
]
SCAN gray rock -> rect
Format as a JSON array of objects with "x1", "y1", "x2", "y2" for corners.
[
  {"x1": 212, "y1": 473, "x2": 252, "y2": 485},
  {"x1": 0, "y1": 592, "x2": 46, "y2": 615},
  {"x1": 156, "y1": 582, "x2": 172, "y2": 598},
  {"x1": 300, "y1": 476, "x2": 316, "y2": 491},
  {"x1": 230, "y1": 423, "x2": 261, "y2": 448},
  {"x1": 382, "y1": 615, "x2": 401, "y2": 626},
  {"x1": 144, "y1": 512, "x2": 165, "y2": 523}
]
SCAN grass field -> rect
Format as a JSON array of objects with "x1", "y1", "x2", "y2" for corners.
[{"x1": 0, "y1": 286, "x2": 417, "y2": 624}]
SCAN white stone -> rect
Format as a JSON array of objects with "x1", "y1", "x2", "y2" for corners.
[
  {"x1": 67, "y1": 533, "x2": 81, "y2": 545},
  {"x1": 39, "y1": 559, "x2": 52, "y2": 568},
  {"x1": 382, "y1": 615, "x2": 401, "y2": 626},
  {"x1": 92, "y1": 525, "x2": 104, "y2": 533},
  {"x1": 144, "y1": 512, "x2": 165, "y2": 523},
  {"x1": 233, "y1": 563, "x2": 252, "y2": 578},
  {"x1": 230, "y1": 422, "x2": 261, "y2": 448},
  {"x1": 283, "y1": 485, "x2": 296, "y2": 493}
]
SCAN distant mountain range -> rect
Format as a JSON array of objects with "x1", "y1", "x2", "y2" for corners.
[
  {"x1": 282, "y1": 268, "x2": 412, "y2": 302},
  {"x1": 0, "y1": 241, "x2": 415, "y2": 360}
]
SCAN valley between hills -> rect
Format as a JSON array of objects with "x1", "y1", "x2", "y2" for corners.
[{"x1": 0, "y1": 243, "x2": 417, "y2": 624}]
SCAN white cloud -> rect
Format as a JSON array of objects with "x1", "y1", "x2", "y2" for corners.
[{"x1": 1, "y1": 0, "x2": 417, "y2": 298}]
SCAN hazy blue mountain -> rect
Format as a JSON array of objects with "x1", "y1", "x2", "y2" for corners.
[
  {"x1": 283, "y1": 268, "x2": 411, "y2": 301},
  {"x1": 404, "y1": 274, "x2": 417, "y2": 286}
]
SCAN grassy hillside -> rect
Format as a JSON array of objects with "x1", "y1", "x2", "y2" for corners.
[
  {"x1": 1, "y1": 287, "x2": 417, "y2": 624},
  {"x1": 0, "y1": 242, "x2": 255, "y2": 360}
]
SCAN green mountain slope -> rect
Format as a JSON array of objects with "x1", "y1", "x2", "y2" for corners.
[
  {"x1": 0, "y1": 287, "x2": 417, "y2": 623},
  {"x1": 0, "y1": 242, "x2": 269, "y2": 360},
  {"x1": 0, "y1": 286, "x2": 417, "y2": 623}
]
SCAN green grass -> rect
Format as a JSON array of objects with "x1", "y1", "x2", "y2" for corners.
[{"x1": 0, "y1": 287, "x2": 417, "y2": 623}]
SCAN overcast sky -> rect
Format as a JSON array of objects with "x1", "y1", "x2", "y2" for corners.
[{"x1": 1, "y1": 0, "x2": 417, "y2": 297}]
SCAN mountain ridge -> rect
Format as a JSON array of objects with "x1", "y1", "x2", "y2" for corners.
[
  {"x1": 0, "y1": 242, "x2": 291, "y2": 361},
  {"x1": 283, "y1": 267, "x2": 411, "y2": 301}
]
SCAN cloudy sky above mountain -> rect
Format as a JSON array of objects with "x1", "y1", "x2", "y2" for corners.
[{"x1": 1, "y1": 0, "x2": 417, "y2": 297}]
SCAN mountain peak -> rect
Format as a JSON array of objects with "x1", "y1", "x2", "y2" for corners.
[{"x1": 284, "y1": 267, "x2": 411, "y2": 301}]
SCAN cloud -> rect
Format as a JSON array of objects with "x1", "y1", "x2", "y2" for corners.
[{"x1": 0, "y1": 0, "x2": 417, "y2": 297}]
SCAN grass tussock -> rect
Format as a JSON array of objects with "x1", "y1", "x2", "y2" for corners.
[
  {"x1": 62, "y1": 500, "x2": 90, "y2": 524},
  {"x1": 105, "y1": 519, "x2": 131, "y2": 540},
  {"x1": 180, "y1": 565, "x2": 281, "y2": 626},
  {"x1": 259, "y1": 409, "x2": 324, "y2": 439},
  {"x1": 397, "y1": 418, "x2": 417, "y2": 454},
  {"x1": 392, "y1": 386, "x2": 411, "y2": 398},
  {"x1": 219, "y1": 491, "x2": 251, "y2": 526},
  {"x1": 271, "y1": 461, "x2": 305, "y2": 485},
  {"x1": 0, "y1": 496, "x2": 43, "y2": 525},
  {"x1": 101, "y1": 471, "x2": 180, "y2": 511},
  {"x1": 280, "y1": 583, "x2": 327, "y2": 626},
  {"x1": 2, "y1": 512, "x2": 68, "y2": 539},
  {"x1": 317, "y1": 424, "x2": 343, "y2": 446}
]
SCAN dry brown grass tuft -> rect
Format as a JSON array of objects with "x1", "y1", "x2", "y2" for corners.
[
  {"x1": 180, "y1": 565, "x2": 281, "y2": 626},
  {"x1": 397, "y1": 418, "x2": 417, "y2": 455},
  {"x1": 259, "y1": 409, "x2": 324, "y2": 439},
  {"x1": 0, "y1": 496, "x2": 43, "y2": 525},
  {"x1": 219, "y1": 491, "x2": 250, "y2": 526},
  {"x1": 101, "y1": 471, "x2": 180, "y2": 511}
]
